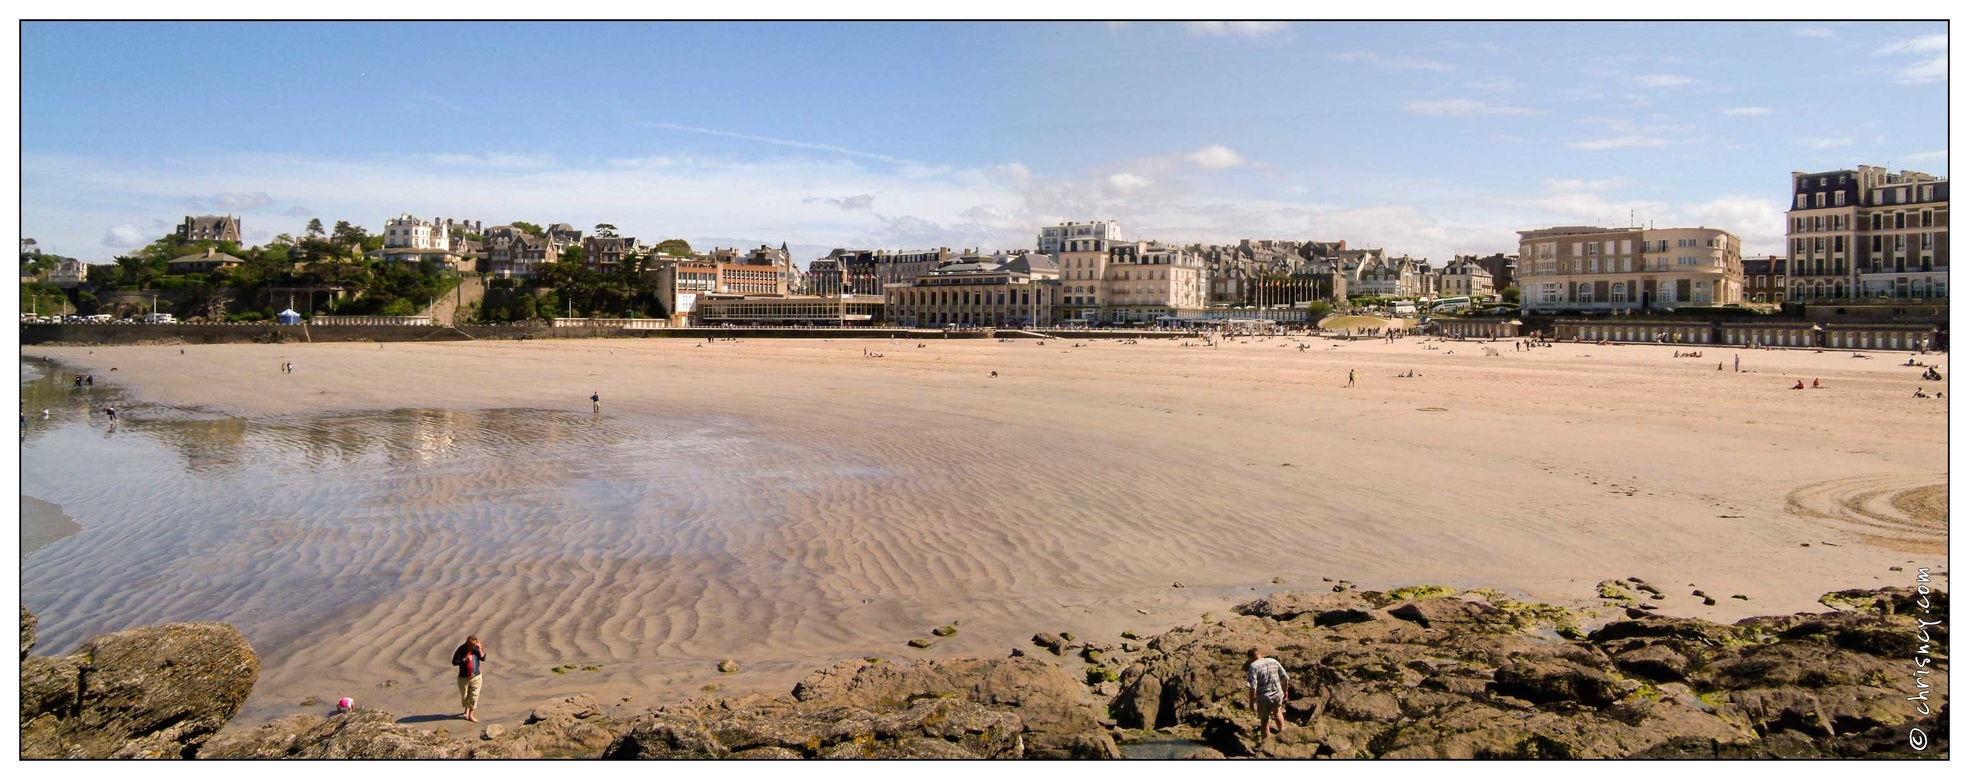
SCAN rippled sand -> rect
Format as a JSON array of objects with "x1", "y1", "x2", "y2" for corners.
[{"x1": 18, "y1": 336, "x2": 1947, "y2": 728}]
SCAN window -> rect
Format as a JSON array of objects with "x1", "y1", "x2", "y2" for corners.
[
  {"x1": 1898, "y1": 189, "x2": 1907, "y2": 204},
  {"x1": 1923, "y1": 210, "x2": 1934, "y2": 227},
  {"x1": 1873, "y1": 213, "x2": 1883, "y2": 230},
  {"x1": 1797, "y1": 194, "x2": 1809, "y2": 209},
  {"x1": 1835, "y1": 191, "x2": 1846, "y2": 206},
  {"x1": 1815, "y1": 192, "x2": 1826, "y2": 208}
]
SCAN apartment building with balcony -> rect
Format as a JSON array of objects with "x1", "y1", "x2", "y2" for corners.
[
  {"x1": 1037, "y1": 220, "x2": 1122, "y2": 255},
  {"x1": 1787, "y1": 166, "x2": 1947, "y2": 301},
  {"x1": 1516, "y1": 225, "x2": 1742, "y2": 312}
]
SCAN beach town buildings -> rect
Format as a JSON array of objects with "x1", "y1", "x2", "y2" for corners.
[
  {"x1": 168, "y1": 246, "x2": 246, "y2": 274},
  {"x1": 883, "y1": 251, "x2": 1060, "y2": 328},
  {"x1": 809, "y1": 247, "x2": 959, "y2": 296},
  {"x1": 1786, "y1": 165, "x2": 1948, "y2": 301},
  {"x1": 176, "y1": 215, "x2": 242, "y2": 244},
  {"x1": 1516, "y1": 225, "x2": 1743, "y2": 313},
  {"x1": 1096, "y1": 241, "x2": 1209, "y2": 325},
  {"x1": 581, "y1": 235, "x2": 645, "y2": 275},
  {"x1": 484, "y1": 223, "x2": 581, "y2": 279},
  {"x1": 1038, "y1": 220, "x2": 1123, "y2": 255},
  {"x1": 47, "y1": 258, "x2": 90, "y2": 287},
  {"x1": 1741, "y1": 255, "x2": 1788, "y2": 304},
  {"x1": 1436, "y1": 256, "x2": 1496, "y2": 298},
  {"x1": 376, "y1": 213, "x2": 469, "y2": 269}
]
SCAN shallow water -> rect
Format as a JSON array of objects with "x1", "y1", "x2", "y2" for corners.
[{"x1": 19, "y1": 358, "x2": 894, "y2": 721}]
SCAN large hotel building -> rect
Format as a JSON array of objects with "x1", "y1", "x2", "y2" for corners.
[
  {"x1": 1516, "y1": 225, "x2": 1743, "y2": 312},
  {"x1": 1786, "y1": 166, "x2": 1947, "y2": 301}
]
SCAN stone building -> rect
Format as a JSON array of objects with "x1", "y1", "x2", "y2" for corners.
[
  {"x1": 1787, "y1": 165, "x2": 1947, "y2": 301},
  {"x1": 884, "y1": 252, "x2": 1059, "y2": 328},
  {"x1": 377, "y1": 213, "x2": 466, "y2": 269},
  {"x1": 1095, "y1": 241, "x2": 1208, "y2": 325},
  {"x1": 1516, "y1": 225, "x2": 1743, "y2": 313},
  {"x1": 809, "y1": 247, "x2": 958, "y2": 296},
  {"x1": 176, "y1": 215, "x2": 241, "y2": 244},
  {"x1": 1741, "y1": 255, "x2": 1788, "y2": 305},
  {"x1": 581, "y1": 235, "x2": 645, "y2": 275},
  {"x1": 1436, "y1": 257, "x2": 1495, "y2": 298},
  {"x1": 1037, "y1": 220, "x2": 1122, "y2": 255}
]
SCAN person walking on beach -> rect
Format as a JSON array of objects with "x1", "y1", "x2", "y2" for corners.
[
  {"x1": 452, "y1": 635, "x2": 486, "y2": 722},
  {"x1": 1734, "y1": 354, "x2": 1739, "y2": 373},
  {"x1": 590, "y1": 392, "x2": 601, "y2": 414},
  {"x1": 1245, "y1": 647, "x2": 1291, "y2": 740},
  {"x1": 1347, "y1": 369, "x2": 1356, "y2": 387}
]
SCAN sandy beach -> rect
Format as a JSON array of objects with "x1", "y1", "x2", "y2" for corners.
[{"x1": 19, "y1": 334, "x2": 1947, "y2": 728}]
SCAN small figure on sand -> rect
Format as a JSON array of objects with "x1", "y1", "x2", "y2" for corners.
[
  {"x1": 989, "y1": 371, "x2": 999, "y2": 378},
  {"x1": 591, "y1": 392, "x2": 601, "y2": 414},
  {"x1": 1245, "y1": 647, "x2": 1291, "y2": 740},
  {"x1": 1734, "y1": 355, "x2": 1740, "y2": 372},
  {"x1": 1793, "y1": 381, "x2": 1805, "y2": 390},
  {"x1": 1812, "y1": 379, "x2": 1823, "y2": 389},
  {"x1": 1914, "y1": 387, "x2": 1929, "y2": 398},
  {"x1": 103, "y1": 406, "x2": 118, "y2": 421},
  {"x1": 1347, "y1": 369, "x2": 1356, "y2": 388},
  {"x1": 452, "y1": 635, "x2": 486, "y2": 722}
]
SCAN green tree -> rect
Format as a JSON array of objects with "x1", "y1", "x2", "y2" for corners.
[
  {"x1": 305, "y1": 218, "x2": 326, "y2": 239},
  {"x1": 330, "y1": 220, "x2": 369, "y2": 246},
  {"x1": 654, "y1": 238, "x2": 692, "y2": 257},
  {"x1": 1501, "y1": 286, "x2": 1521, "y2": 304},
  {"x1": 594, "y1": 223, "x2": 618, "y2": 238},
  {"x1": 512, "y1": 221, "x2": 545, "y2": 237},
  {"x1": 1305, "y1": 300, "x2": 1333, "y2": 321}
]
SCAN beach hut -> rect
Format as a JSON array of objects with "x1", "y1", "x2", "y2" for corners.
[{"x1": 276, "y1": 309, "x2": 303, "y2": 325}]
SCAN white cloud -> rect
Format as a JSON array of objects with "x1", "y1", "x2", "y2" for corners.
[
  {"x1": 1877, "y1": 33, "x2": 1947, "y2": 84},
  {"x1": 1893, "y1": 56, "x2": 1947, "y2": 85},
  {"x1": 634, "y1": 121, "x2": 916, "y2": 165},
  {"x1": 1568, "y1": 135, "x2": 1672, "y2": 150},
  {"x1": 1543, "y1": 177, "x2": 1628, "y2": 192},
  {"x1": 186, "y1": 191, "x2": 276, "y2": 211},
  {"x1": 803, "y1": 194, "x2": 876, "y2": 211},
  {"x1": 1465, "y1": 75, "x2": 1520, "y2": 91},
  {"x1": 1878, "y1": 33, "x2": 1947, "y2": 54},
  {"x1": 101, "y1": 224, "x2": 153, "y2": 248},
  {"x1": 1402, "y1": 98, "x2": 1541, "y2": 117},
  {"x1": 1903, "y1": 150, "x2": 1948, "y2": 162},
  {"x1": 1633, "y1": 74, "x2": 1693, "y2": 88},
  {"x1": 1185, "y1": 144, "x2": 1246, "y2": 170},
  {"x1": 1106, "y1": 172, "x2": 1152, "y2": 191},
  {"x1": 1333, "y1": 52, "x2": 1455, "y2": 72},
  {"x1": 1795, "y1": 136, "x2": 1854, "y2": 150},
  {"x1": 421, "y1": 152, "x2": 559, "y2": 170},
  {"x1": 1721, "y1": 106, "x2": 1772, "y2": 116},
  {"x1": 1792, "y1": 26, "x2": 1836, "y2": 38},
  {"x1": 1184, "y1": 22, "x2": 1289, "y2": 37}
]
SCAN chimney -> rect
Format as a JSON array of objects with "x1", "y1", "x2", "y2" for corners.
[{"x1": 206, "y1": 247, "x2": 216, "y2": 257}]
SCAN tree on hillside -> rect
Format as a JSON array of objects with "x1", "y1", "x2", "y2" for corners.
[
  {"x1": 1501, "y1": 286, "x2": 1520, "y2": 304},
  {"x1": 305, "y1": 218, "x2": 325, "y2": 240},
  {"x1": 594, "y1": 223, "x2": 618, "y2": 238},
  {"x1": 654, "y1": 238, "x2": 692, "y2": 257},
  {"x1": 512, "y1": 221, "x2": 546, "y2": 237},
  {"x1": 330, "y1": 220, "x2": 366, "y2": 246}
]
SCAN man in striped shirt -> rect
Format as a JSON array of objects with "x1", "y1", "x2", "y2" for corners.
[{"x1": 1245, "y1": 647, "x2": 1291, "y2": 738}]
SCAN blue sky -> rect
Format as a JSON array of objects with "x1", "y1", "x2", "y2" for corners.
[{"x1": 21, "y1": 21, "x2": 1949, "y2": 265}]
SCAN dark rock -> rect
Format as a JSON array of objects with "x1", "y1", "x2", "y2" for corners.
[
  {"x1": 1386, "y1": 597, "x2": 1508, "y2": 630},
  {"x1": 21, "y1": 604, "x2": 36, "y2": 660},
  {"x1": 906, "y1": 638, "x2": 932, "y2": 649},
  {"x1": 1488, "y1": 659, "x2": 1623, "y2": 707},
  {"x1": 204, "y1": 710, "x2": 472, "y2": 759},
  {"x1": 1031, "y1": 632, "x2": 1066, "y2": 655},
  {"x1": 1614, "y1": 644, "x2": 1691, "y2": 683},
  {"x1": 20, "y1": 620, "x2": 258, "y2": 759}
]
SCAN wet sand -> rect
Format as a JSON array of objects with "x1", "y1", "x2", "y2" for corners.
[
  {"x1": 19, "y1": 336, "x2": 1948, "y2": 729},
  {"x1": 21, "y1": 495, "x2": 83, "y2": 558}
]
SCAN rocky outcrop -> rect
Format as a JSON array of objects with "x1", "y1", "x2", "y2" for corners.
[
  {"x1": 20, "y1": 619, "x2": 259, "y2": 758},
  {"x1": 606, "y1": 655, "x2": 1115, "y2": 759},
  {"x1": 21, "y1": 586, "x2": 1948, "y2": 760},
  {"x1": 199, "y1": 693, "x2": 623, "y2": 759},
  {"x1": 1115, "y1": 588, "x2": 1948, "y2": 758}
]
